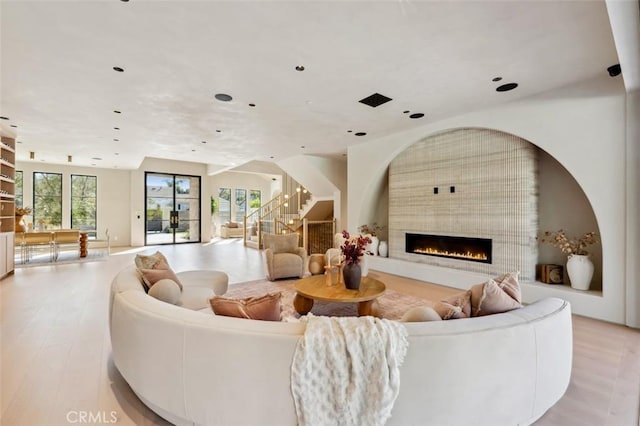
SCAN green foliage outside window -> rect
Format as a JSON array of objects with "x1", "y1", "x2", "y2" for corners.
[
  {"x1": 71, "y1": 175, "x2": 97, "y2": 230},
  {"x1": 34, "y1": 172, "x2": 62, "y2": 229}
]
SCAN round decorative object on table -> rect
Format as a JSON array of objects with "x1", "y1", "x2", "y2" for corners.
[
  {"x1": 308, "y1": 253, "x2": 325, "y2": 275},
  {"x1": 566, "y1": 254, "x2": 594, "y2": 291},
  {"x1": 342, "y1": 262, "x2": 362, "y2": 290},
  {"x1": 378, "y1": 240, "x2": 388, "y2": 257}
]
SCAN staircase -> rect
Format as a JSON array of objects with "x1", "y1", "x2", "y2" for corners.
[{"x1": 243, "y1": 175, "x2": 335, "y2": 254}]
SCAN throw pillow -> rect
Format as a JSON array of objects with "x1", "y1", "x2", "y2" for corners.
[
  {"x1": 400, "y1": 306, "x2": 442, "y2": 322},
  {"x1": 472, "y1": 278, "x2": 522, "y2": 316},
  {"x1": 433, "y1": 290, "x2": 471, "y2": 320},
  {"x1": 148, "y1": 278, "x2": 182, "y2": 305},
  {"x1": 209, "y1": 292, "x2": 282, "y2": 321},
  {"x1": 134, "y1": 251, "x2": 168, "y2": 269},
  {"x1": 138, "y1": 266, "x2": 183, "y2": 291},
  {"x1": 226, "y1": 221, "x2": 239, "y2": 228}
]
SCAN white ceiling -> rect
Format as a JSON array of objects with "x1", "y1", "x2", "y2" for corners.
[{"x1": 0, "y1": 0, "x2": 626, "y2": 171}]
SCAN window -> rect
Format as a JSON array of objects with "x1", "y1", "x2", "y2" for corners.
[
  {"x1": 15, "y1": 170, "x2": 23, "y2": 209},
  {"x1": 219, "y1": 188, "x2": 231, "y2": 224},
  {"x1": 71, "y1": 174, "x2": 97, "y2": 233},
  {"x1": 33, "y1": 172, "x2": 62, "y2": 230},
  {"x1": 249, "y1": 189, "x2": 261, "y2": 213},
  {"x1": 234, "y1": 189, "x2": 246, "y2": 222}
]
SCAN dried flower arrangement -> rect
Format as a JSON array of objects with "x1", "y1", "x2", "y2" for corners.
[
  {"x1": 15, "y1": 206, "x2": 32, "y2": 216},
  {"x1": 357, "y1": 223, "x2": 385, "y2": 237},
  {"x1": 340, "y1": 230, "x2": 372, "y2": 266},
  {"x1": 539, "y1": 229, "x2": 598, "y2": 256}
]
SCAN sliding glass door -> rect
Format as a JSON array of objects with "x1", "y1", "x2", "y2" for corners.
[{"x1": 145, "y1": 172, "x2": 201, "y2": 245}]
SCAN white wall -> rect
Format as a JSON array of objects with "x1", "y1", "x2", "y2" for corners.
[
  {"x1": 15, "y1": 161, "x2": 131, "y2": 246},
  {"x1": 130, "y1": 157, "x2": 210, "y2": 246},
  {"x1": 348, "y1": 75, "x2": 631, "y2": 325},
  {"x1": 626, "y1": 91, "x2": 640, "y2": 327}
]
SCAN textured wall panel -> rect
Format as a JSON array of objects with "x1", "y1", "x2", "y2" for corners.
[{"x1": 388, "y1": 128, "x2": 538, "y2": 280}]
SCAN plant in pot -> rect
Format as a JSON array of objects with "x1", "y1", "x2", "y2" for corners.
[
  {"x1": 539, "y1": 229, "x2": 599, "y2": 290},
  {"x1": 15, "y1": 206, "x2": 31, "y2": 233},
  {"x1": 340, "y1": 230, "x2": 371, "y2": 290}
]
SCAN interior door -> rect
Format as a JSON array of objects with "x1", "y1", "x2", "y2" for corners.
[{"x1": 145, "y1": 172, "x2": 201, "y2": 245}]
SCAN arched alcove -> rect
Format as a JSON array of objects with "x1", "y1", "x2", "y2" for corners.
[{"x1": 366, "y1": 127, "x2": 602, "y2": 292}]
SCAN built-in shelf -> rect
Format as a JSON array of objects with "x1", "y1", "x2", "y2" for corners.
[
  {"x1": 0, "y1": 144, "x2": 15, "y2": 153},
  {"x1": 0, "y1": 159, "x2": 14, "y2": 168},
  {"x1": 0, "y1": 176, "x2": 15, "y2": 184}
]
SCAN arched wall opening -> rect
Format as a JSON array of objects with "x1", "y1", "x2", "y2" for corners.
[{"x1": 359, "y1": 127, "x2": 602, "y2": 292}]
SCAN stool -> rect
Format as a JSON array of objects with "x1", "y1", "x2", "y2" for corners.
[{"x1": 308, "y1": 253, "x2": 326, "y2": 275}]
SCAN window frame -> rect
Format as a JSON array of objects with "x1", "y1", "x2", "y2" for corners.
[
  {"x1": 33, "y1": 171, "x2": 63, "y2": 230},
  {"x1": 71, "y1": 174, "x2": 97, "y2": 237}
]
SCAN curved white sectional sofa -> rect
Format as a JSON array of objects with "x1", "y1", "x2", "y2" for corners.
[{"x1": 109, "y1": 265, "x2": 572, "y2": 426}]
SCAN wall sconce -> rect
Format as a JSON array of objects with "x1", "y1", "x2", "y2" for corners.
[
  {"x1": 296, "y1": 187, "x2": 301, "y2": 193},
  {"x1": 29, "y1": 151, "x2": 35, "y2": 160},
  {"x1": 284, "y1": 202, "x2": 289, "y2": 208},
  {"x1": 67, "y1": 155, "x2": 72, "y2": 163},
  {"x1": 284, "y1": 194, "x2": 289, "y2": 199},
  {"x1": 289, "y1": 219, "x2": 294, "y2": 224},
  {"x1": 302, "y1": 189, "x2": 308, "y2": 194}
]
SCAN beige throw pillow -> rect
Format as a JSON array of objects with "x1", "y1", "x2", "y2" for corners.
[
  {"x1": 209, "y1": 293, "x2": 282, "y2": 321},
  {"x1": 148, "y1": 278, "x2": 182, "y2": 305},
  {"x1": 135, "y1": 251, "x2": 168, "y2": 269},
  {"x1": 471, "y1": 272, "x2": 523, "y2": 316},
  {"x1": 433, "y1": 290, "x2": 472, "y2": 320},
  {"x1": 400, "y1": 306, "x2": 442, "y2": 322}
]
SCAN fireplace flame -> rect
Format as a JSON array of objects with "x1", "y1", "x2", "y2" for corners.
[{"x1": 413, "y1": 247, "x2": 488, "y2": 261}]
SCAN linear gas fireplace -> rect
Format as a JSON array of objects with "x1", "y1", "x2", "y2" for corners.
[{"x1": 405, "y1": 233, "x2": 492, "y2": 264}]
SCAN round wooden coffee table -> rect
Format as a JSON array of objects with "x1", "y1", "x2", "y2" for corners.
[{"x1": 293, "y1": 274, "x2": 386, "y2": 316}]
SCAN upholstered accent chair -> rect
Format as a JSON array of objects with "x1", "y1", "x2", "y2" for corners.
[{"x1": 263, "y1": 233, "x2": 307, "y2": 281}]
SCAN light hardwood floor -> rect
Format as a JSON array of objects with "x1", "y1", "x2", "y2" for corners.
[{"x1": 1, "y1": 239, "x2": 638, "y2": 425}]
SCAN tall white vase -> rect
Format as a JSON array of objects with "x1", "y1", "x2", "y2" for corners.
[
  {"x1": 378, "y1": 240, "x2": 388, "y2": 257},
  {"x1": 566, "y1": 254, "x2": 594, "y2": 291}
]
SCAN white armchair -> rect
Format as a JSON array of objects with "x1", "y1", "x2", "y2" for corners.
[{"x1": 263, "y1": 233, "x2": 306, "y2": 281}]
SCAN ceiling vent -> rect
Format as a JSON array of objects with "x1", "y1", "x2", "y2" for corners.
[{"x1": 359, "y1": 93, "x2": 392, "y2": 108}]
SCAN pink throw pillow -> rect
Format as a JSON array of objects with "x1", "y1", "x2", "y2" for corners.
[
  {"x1": 209, "y1": 293, "x2": 282, "y2": 321},
  {"x1": 472, "y1": 278, "x2": 522, "y2": 316},
  {"x1": 433, "y1": 290, "x2": 471, "y2": 320}
]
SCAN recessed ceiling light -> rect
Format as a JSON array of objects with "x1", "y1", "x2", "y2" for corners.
[
  {"x1": 17, "y1": 141, "x2": 23, "y2": 144},
  {"x1": 91, "y1": 157, "x2": 102, "y2": 160},
  {"x1": 113, "y1": 66, "x2": 124, "y2": 72},
  {"x1": 496, "y1": 83, "x2": 518, "y2": 92},
  {"x1": 269, "y1": 156, "x2": 274, "y2": 159},
  {"x1": 409, "y1": 113, "x2": 425, "y2": 119},
  {"x1": 113, "y1": 138, "x2": 119, "y2": 141},
  {"x1": 249, "y1": 103, "x2": 256, "y2": 107},
  {"x1": 0, "y1": 116, "x2": 8, "y2": 120},
  {"x1": 115, "y1": 153, "x2": 119, "y2": 155},
  {"x1": 216, "y1": 129, "x2": 222, "y2": 133},
  {"x1": 355, "y1": 132, "x2": 367, "y2": 136},
  {"x1": 295, "y1": 65, "x2": 305, "y2": 71},
  {"x1": 201, "y1": 141, "x2": 207, "y2": 144},
  {"x1": 607, "y1": 64, "x2": 621, "y2": 77},
  {"x1": 347, "y1": 130, "x2": 353, "y2": 133},
  {"x1": 120, "y1": 0, "x2": 129, "y2": 2},
  {"x1": 403, "y1": 110, "x2": 410, "y2": 114},
  {"x1": 492, "y1": 77, "x2": 503, "y2": 82},
  {"x1": 10, "y1": 125, "x2": 17, "y2": 128},
  {"x1": 300, "y1": 145, "x2": 305, "y2": 149},
  {"x1": 114, "y1": 127, "x2": 120, "y2": 130},
  {"x1": 91, "y1": 163, "x2": 96, "y2": 166},
  {"x1": 114, "y1": 110, "x2": 121, "y2": 114},
  {"x1": 191, "y1": 149, "x2": 196, "y2": 152},
  {"x1": 215, "y1": 93, "x2": 232, "y2": 102}
]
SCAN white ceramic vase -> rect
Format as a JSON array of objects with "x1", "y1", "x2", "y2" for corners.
[
  {"x1": 378, "y1": 240, "x2": 388, "y2": 257},
  {"x1": 566, "y1": 254, "x2": 594, "y2": 291},
  {"x1": 366, "y1": 235, "x2": 380, "y2": 256}
]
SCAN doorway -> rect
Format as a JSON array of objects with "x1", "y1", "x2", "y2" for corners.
[{"x1": 145, "y1": 172, "x2": 201, "y2": 245}]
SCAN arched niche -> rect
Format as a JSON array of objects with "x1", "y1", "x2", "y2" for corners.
[{"x1": 360, "y1": 127, "x2": 602, "y2": 291}]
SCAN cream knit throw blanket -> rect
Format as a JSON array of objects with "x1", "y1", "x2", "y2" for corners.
[{"x1": 291, "y1": 314, "x2": 409, "y2": 426}]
